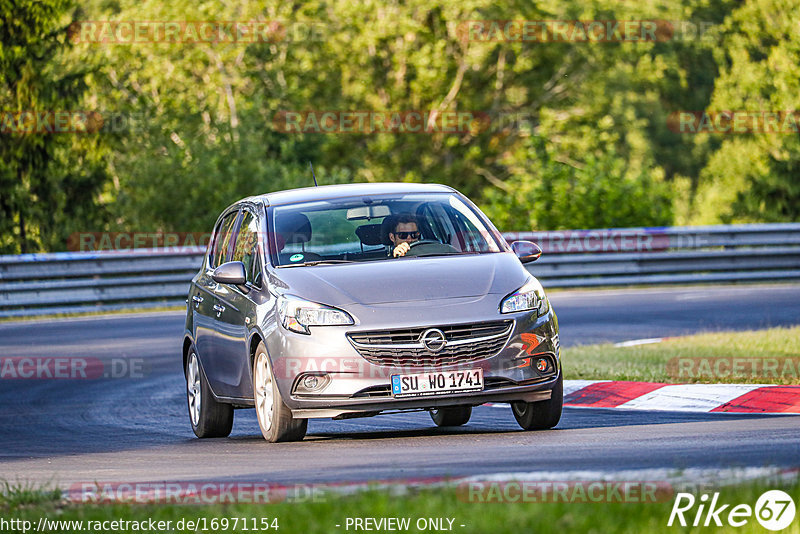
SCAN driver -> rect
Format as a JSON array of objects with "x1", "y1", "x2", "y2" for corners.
[{"x1": 388, "y1": 214, "x2": 421, "y2": 257}]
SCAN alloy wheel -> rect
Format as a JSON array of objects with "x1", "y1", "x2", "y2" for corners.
[
  {"x1": 254, "y1": 351, "x2": 274, "y2": 432},
  {"x1": 187, "y1": 352, "x2": 201, "y2": 427}
]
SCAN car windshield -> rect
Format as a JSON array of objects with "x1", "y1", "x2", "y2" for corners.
[{"x1": 268, "y1": 193, "x2": 505, "y2": 266}]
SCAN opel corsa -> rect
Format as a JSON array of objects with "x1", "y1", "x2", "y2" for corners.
[{"x1": 183, "y1": 183, "x2": 562, "y2": 442}]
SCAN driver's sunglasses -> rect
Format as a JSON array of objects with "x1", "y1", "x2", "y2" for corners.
[{"x1": 395, "y1": 231, "x2": 420, "y2": 239}]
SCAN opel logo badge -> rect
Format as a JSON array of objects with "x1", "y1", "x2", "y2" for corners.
[{"x1": 420, "y1": 328, "x2": 447, "y2": 353}]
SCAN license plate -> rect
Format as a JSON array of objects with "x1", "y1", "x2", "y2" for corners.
[{"x1": 391, "y1": 369, "x2": 483, "y2": 398}]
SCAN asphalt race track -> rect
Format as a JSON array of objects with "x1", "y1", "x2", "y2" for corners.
[{"x1": 1, "y1": 284, "x2": 799, "y2": 487}]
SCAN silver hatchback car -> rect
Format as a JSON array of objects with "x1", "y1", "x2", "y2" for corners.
[{"x1": 183, "y1": 183, "x2": 562, "y2": 442}]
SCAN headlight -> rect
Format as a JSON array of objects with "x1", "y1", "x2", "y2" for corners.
[
  {"x1": 277, "y1": 295, "x2": 354, "y2": 334},
  {"x1": 500, "y1": 277, "x2": 549, "y2": 315}
]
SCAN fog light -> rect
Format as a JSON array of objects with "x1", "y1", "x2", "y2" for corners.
[
  {"x1": 536, "y1": 358, "x2": 549, "y2": 372},
  {"x1": 294, "y1": 373, "x2": 331, "y2": 394}
]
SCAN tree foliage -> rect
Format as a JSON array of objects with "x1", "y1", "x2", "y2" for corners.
[
  {"x1": 0, "y1": 0, "x2": 796, "y2": 253},
  {"x1": 0, "y1": 0, "x2": 109, "y2": 253},
  {"x1": 690, "y1": 0, "x2": 800, "y2": 223}
]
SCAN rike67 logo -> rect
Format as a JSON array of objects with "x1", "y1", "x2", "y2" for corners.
[{"x1": 668, "y1": 490, "x2": 796, "y2": 530}]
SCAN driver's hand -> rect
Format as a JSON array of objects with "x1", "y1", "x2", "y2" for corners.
[{"x1": 393, "y1": 242, "x2": 411, "y2": 257}]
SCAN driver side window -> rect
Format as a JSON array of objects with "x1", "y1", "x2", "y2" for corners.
[
  {"x1": 421, "y1": 204, "x2": 460, "y2": 250},
  {"x1": 210, "y1": 211, "x2": 240, "y2": 269},
  {"x1": 231, "y1": 210, "x2": 262, "y2": 287}
]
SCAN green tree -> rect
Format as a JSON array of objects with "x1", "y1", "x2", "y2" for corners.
[
  {"x1": 482, "y1": 136, "x2": 673, "y2": 230},
  {"x1": 79, "y1": 0, "x2": 354, "y2": 234},
  {"x1": 6, "y1": 0, "x2": 788, "y2": 251},
  {"x1": 0, "y1": 0, "x2": 109, "y2": 253},
  {"x1": 689, "y1": 0, "x2": 800, "y2": 223}
]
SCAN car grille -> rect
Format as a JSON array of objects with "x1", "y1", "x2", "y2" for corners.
[{"x1": 347, "y1": 320, "x2": 514, "y2": 368}]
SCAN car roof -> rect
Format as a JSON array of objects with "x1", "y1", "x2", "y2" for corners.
[{"x1": 241, "y1": 182, "x2": 457, "y2": 207}]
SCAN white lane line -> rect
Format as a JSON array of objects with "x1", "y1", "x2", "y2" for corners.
[
  {"x1": 459, "y1": 466, "x2": 793, "y2": 483},
  {"x1": 613, "y1": 338, "x2": 664, "y2": 347},
  {"x1": 616, "y1": 384, "x2": 762, "y2": 412},
  {"x1": 675, "y1": 294, "x2": 713, "y2": 301},
  {"x1": 458, "y1": 466, "x2": 800, "y2": 489}
]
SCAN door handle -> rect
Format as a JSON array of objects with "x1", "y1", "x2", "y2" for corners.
[{"x1": 213, "y1": 303, "x2": 225, "y2": 315}]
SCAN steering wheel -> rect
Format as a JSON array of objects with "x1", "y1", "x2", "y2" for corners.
[
  {"x1": 404, "y1": 240, "x2": 460, "y2": 256},
  {"x1": 408, "y1": 239, "x2": 441, "y2": 249}
]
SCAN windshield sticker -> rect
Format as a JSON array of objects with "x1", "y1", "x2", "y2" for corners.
[{"x1": 289, "y1": 254, "x2": 304, "y2": 262}]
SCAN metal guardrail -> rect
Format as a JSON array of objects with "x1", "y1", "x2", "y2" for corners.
[
  {"x1": 0, "y1": 249, "x2": 204, "y2": 318},
  {"x1": 1, "y1": 223, "x2": 798, "y2": 317},
  {"x1": 515, "y1": 223, "x2": 800, "y2": 286}
]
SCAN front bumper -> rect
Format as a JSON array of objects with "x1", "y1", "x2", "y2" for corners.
[
  {"x1": 289, "y1": 374, "x2": 559, "y2": 418},
  {"x1": 264, "y1": 298, "x2": 560, "y2": 419}
]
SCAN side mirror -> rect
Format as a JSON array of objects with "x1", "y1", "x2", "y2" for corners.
[
  {"x1": 213, "y1": 261, "x2": 247, "y2": 285},
  {"x1": 510, "y1": 241, "x2": 542, "y2": 263}
]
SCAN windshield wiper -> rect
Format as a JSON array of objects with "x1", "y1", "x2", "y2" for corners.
[{"x1": 277, "y1": 259, "x2": 355, "y2": 268}]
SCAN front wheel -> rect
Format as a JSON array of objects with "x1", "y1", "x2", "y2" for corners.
[
  {"x1": 511, "y1": 374, "x2": 563, "y2": 430},
  {"x1": 430, "y1": 406, "x2": 472, "y2": 427},
  {"x1": 253, "y1": 342, "x2": 307, "y2": 442},
  {"x1": 186, "y1": 350, "x2": 233, "y2": 438}
]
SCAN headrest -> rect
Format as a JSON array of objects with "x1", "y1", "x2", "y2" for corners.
[
  {"x1": 275, "y1": 212, "x2": 312, "y2": 245},
  {"x1": 380, "y1": 215, "x2": 397, "y2": 246},
  {"x1": 355, "y1": 224, "x2": 384, "y2": 246}
]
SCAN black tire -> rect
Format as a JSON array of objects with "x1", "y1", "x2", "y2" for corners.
[
  {"x1": 430, "y1": 406, "x2": 472, "y2": 427},
  {"x1": 511, "y1": 374, "x2": 563, "y2": 430},
  {"x1": 253, "y1": 342, "x2": 307, "y2": 442},
  {"x1": 186, "y1": 350, "x2": 233, "y2": 438}
]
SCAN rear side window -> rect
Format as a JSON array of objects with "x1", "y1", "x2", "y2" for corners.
[{"x1": 210, "y1": 211, "x2": 239, "y2": 269}]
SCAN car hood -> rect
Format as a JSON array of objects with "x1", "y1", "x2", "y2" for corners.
[{"x1": 272, "y1": 252, "x2": 531, "y2": 306}]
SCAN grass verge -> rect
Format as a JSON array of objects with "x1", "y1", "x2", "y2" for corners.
[
  {"x1": 563, "y1": 326, "x2": 800, "y2": 384},
  {"x1": 1, "y1": 478, "x2": 799, "y2": 534}
]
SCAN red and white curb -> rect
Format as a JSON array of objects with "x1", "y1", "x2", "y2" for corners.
[
  {"x1": 486, "y1": 381, "x2": 800, "y2": 413},
  {"x1": 560, "y1": 380, "x2": 800, "y2": 413}
]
